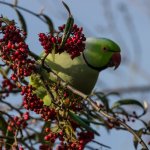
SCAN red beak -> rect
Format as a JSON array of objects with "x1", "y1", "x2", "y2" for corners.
[{"x1": 112, "y1": 52, "x2": 121, "y2": 70}]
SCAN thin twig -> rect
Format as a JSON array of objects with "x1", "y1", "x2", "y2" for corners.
[
  {"x1": 0, "y1": 110, "x2": 14, "y2": 121},
  {"x1": 0, "y1": 89, "x2": 21, "y2": 94},
  {"x1": 0, "y1": 1, "x2": 46, "y2": 23},
  {"x1": 0, "y1": 99, "x2": 22, "y2": 115},
  {"x1": 92, "y1": 140, "x2": 111, "y2": 149}
]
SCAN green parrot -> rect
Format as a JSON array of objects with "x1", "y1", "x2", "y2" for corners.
[
  {"x1": 42, "y1": 38, "x2": 121, "y2": 93},
  {"x1": 30, "y1": 37, "x2": 121, "y2": 105}
]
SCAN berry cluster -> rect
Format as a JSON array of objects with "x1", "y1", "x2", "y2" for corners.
[
  {"x1": 0, "y1": 18, "x2": 35, "y2": 81},
  {"x1": 7, "y1": 112, "x2": 29, "y2": 134},
  {"x1": 43, "y1": 127, "x2": 94, "y2": 150},
  {"x1": 55, "y1": 131, "x2": 94, "y2": 150},
  {"x1": 77, "y1": 131, "x2": 94, "y2": 148},
  {"x1": 58, "y1": 90, "x2": 83, "y2": 112},
  {"x1": 1, "y1": 79, "x2": 16, "y2": 98},
  {"x1": 21, "y1": 85, "x2": 56, "y2": 121},
  {"x1": 39, "y1": 24, "x2": 86, "y2": 59},
  {"x1": 39, "y1": 33, "x2": 60, "y2": 54},
  {"x1": 44, "y1": 128, "x2": 58, "y2": 143},
  {"x1": 62, "y1": 24, "x2": 86, "y2": 59},
  {"x1": 2, "y1": 79, "x2": 16, "y2": 91}
]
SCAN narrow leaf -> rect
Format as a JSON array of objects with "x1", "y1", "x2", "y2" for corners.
[
  {"x1": 6, "y1": 130, "x2": 15, "y2": 149},
  {"x1": 111, "y1": 99, "x2": 146, "y2": 115},
  {"x1": 105, "y1": 92, "x2": 120, "y2": 97},
  {"x1": 68, "y1": 111, "x2": 100, "y2": 136},
  {"x1": 0, "y1": 115, "x2": 7, "y2": 134},
  {"x1": 113, "y1": 107, "x2": 129, "y2": 116},
  {"x1": 14, "y1": 9, "x2": 27, "y2": 34},
  {"x1": 41, "y1": 14, "x2": 54, "y2": 35},
  {"x1": 60, "y1": 16, "x2": 74, "y2": 48},
  {"x1": 133, "y1": 128, "x2": 143, "y2": 150},
  {"x1": 92, "y1": 140, "x2": 111, "y2": 149},
  {"x1": 62, "y1": 1, "x2": 71, "y2": 16}
]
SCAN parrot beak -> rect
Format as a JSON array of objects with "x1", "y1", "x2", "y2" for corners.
[
  {"x1": 112, "y1": 52, "x2": 121, "y2": 70},
  {"x1": 108, "y1": 52, "x2": 121, "y2": 70}
]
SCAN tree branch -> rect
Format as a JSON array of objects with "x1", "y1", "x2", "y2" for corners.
[{"x1": 0, "y1": 1, "x2": 46, "y2": 23}]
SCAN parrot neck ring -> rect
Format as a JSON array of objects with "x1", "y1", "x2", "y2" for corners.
[
  {"x1": 82, "y1": 52, "x2": 108, "y2": 72},
  {"x1": 82, "y1": 51, "x2": 121, "y2": 71}
]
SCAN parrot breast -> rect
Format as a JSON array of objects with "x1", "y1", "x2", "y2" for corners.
[{"x1": 45, "y1": 52, "x2": 99, "y2": 94}]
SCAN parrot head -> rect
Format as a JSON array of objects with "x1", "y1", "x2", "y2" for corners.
[{"x1": 83, "y1": 38, "x2": 121, "y2": 71}]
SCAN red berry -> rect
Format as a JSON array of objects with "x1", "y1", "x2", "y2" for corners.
[
  {"x1": 45, "y1": 127, "x2": 51, "y2": 133},
  {"x1": 44, "y1": 135, "x2": 50, "y2": 141}
]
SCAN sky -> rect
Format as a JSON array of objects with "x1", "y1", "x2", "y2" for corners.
[{"x1": 0, "y1": 0, "x2": 150, "y2": 149}]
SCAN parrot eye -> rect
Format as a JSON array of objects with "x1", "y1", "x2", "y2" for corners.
[{"x1": 103, "y1": 47, "x2": 108, "y2": 52}]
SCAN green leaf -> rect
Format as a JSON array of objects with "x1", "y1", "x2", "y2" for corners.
[
  {"x1": 68, "y1": 111, "x2": 100, "y2": 136},
  {"x1": 105, "y1": 92, "x2": 120, "y2": 97},
  {"x1": 113, "y1": 107, "x2": 129, "y2": 116},
  {"x1": 43, "y1": 95, "x2": 52, "y2": 106},
  {"x1": 5, "y1": 130, "x2": 15, "y2": 149},
  {"x1": 60, "y1": 1, "x2": 74, "y2": 49},
  {"x1": 111, "y1": 99, "x2": 146, "y2": 116},
  {"x1": 41, "y1": 14, "x2": 54, "y2": 35},
  {"x1": 133, "y1": 128, "x2": 143, "y2": 150},
  {"x1": 0, "y1": 115, "x2": 7, "y2": 134},
  {"x1": 14, "y1": 9, "x2": 27, "y2": 35},
  {"x1": 62, "y1": 1, "x2": 71, "y2": 16},
  {"x1": 35, "y1": 87, "x2": 47, "y2": 99},
  {"x1": 29, "y1": 74, "x2": 42, "y2": 88},
  {"x1": 60, "y1": 16, "x2": 74, "y2": 49}
]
